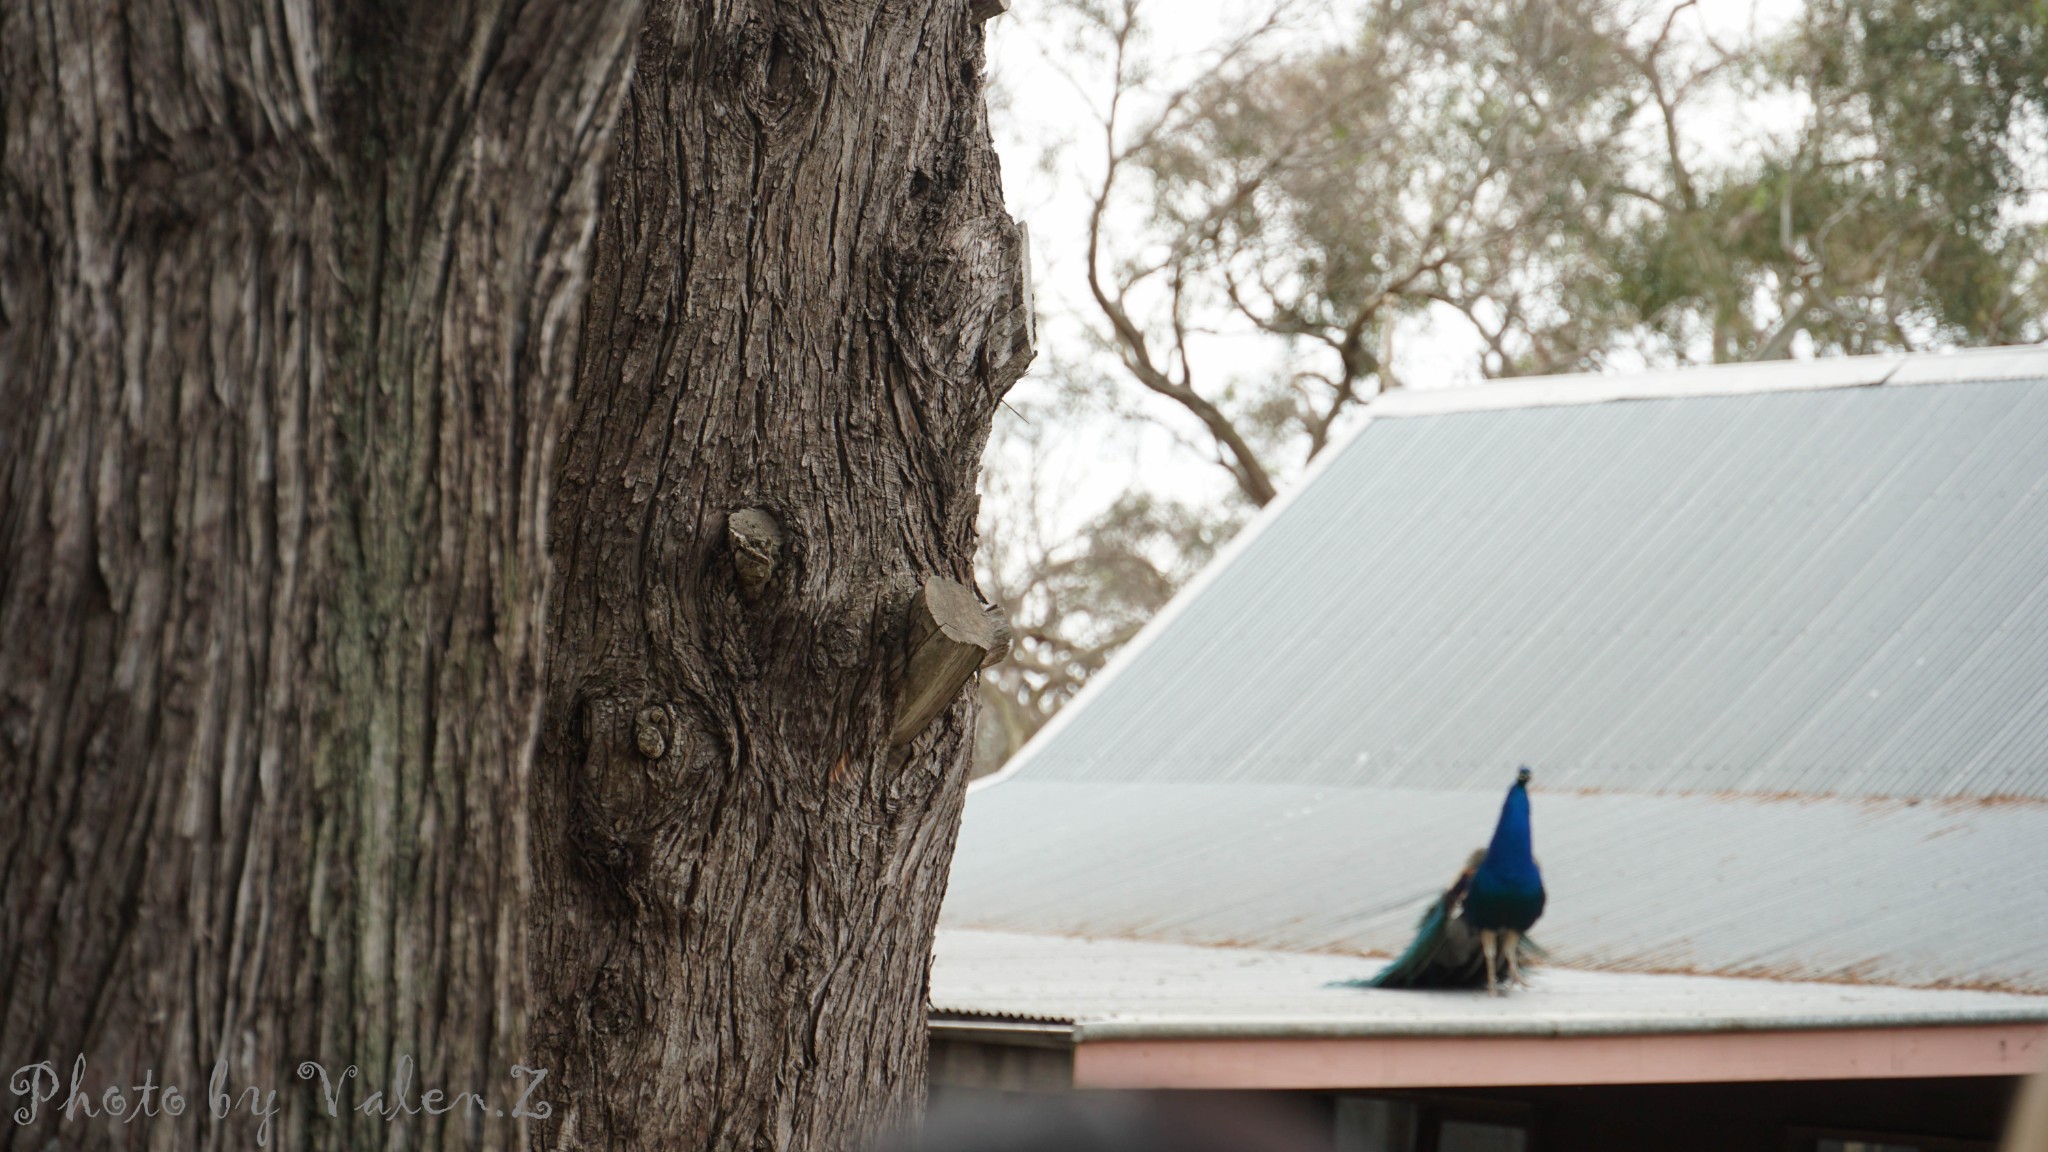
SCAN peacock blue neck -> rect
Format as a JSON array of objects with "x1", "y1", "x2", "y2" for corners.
[
  {"x1": 1481, "y1": 781, "x2": 1537, "y2": 878},
  {"x1": 1465, "y1": 778, "x2": 1545, "y2": 932}
]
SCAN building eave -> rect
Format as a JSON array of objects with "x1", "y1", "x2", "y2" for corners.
[
  {"x1": 928, "y1": 1012, "x2": 2048, "y2": 1091},
  {"x1": 926, "y1": 930, "x2": 2048, "y2": 1091},
  {"x1": 1065, "y1": 1023, "x2": 2048, "y2": 1090}
]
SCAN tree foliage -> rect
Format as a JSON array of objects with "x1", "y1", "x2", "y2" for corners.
[{"x1": 1613, "y1": 0, "x2": 2048, "y2": 360}]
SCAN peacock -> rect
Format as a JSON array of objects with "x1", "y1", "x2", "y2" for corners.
[{"x1": 1344, "y1": 767, "x2": 1546, "y2": 996}]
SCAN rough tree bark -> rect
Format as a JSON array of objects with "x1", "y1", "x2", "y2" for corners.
[
  {"x1": 1, "y1": 2, "x2": 642, "y2": 1148},
  {"x1": 530, "y1": 1, "x2": 1032, "y2": 1149}
]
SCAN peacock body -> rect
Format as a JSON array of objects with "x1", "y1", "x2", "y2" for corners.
[{"x1": 1350, "y1": 767, "x2": 1546, "y2": 995}]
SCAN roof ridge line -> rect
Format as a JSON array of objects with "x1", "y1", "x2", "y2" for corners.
[{"x1": 1367, "y1": 344, "x2": 2048, "y2": 421}]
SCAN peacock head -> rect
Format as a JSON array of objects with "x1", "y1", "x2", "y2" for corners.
[{"x1": 1515, "y1": 765, "x2": 1533, "y2": 786}]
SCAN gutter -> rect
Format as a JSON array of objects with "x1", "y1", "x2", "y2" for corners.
[
  {"x1": 930, "y1": 1009, "x2": 2048, "y2": 1090},
  {"x1": 1068, "y1": 1006, "x2": 2048, "y2": 1042},
  {"x1": 930, "y1": 1006, "x2": 2048, "y2": 1046},
  {"x1": 928, "y1": 1015, "x2": 1076, "y2": 1049}
]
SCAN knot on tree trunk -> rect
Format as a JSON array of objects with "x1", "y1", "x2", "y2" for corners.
[
  {"x1": 985, "y1": 218, "x2": 1036, "y2": 389},
  {"x1": 727, "y1": 507, "x2": 786, "y2": 598},
  {"x1": 634, "y1": 707, "x2": 669, "y2": 759},
  {"x1": 889, "y1": 577, "x2": 1009, "y2": 747},
  {"x1": 890, "y1": 214, "x2": 1037, "y2": 398}
]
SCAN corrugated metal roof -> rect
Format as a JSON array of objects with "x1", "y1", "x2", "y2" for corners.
[
  {"x1": 932, "y1": 930, "x2": 2048, "y2": 1039},
  {"x1": 993, "y1": 364, "x2": 2048, "y2": 799},
  {"x1": 942, "y1": 783, "x2": 2048, "y2": 992},
  {"x1": 946, "y1": 350, "x2": 2048, "y2": 997}
]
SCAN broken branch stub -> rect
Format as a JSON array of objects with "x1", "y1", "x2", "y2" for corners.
[
  {"x1": 971, "y1": 0, "x2": 1011, "y2": 23},
  {"x1": 890, "y1": 577, "x2": 1009, "y2": 746}
]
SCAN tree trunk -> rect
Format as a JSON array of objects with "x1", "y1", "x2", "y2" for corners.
[
  {"x1": 1, "y1": 3, "x2": 641, "y2": 1148},
  {"x1": 530, "y1": 1, "x2": 1032, "y2": 1148}
]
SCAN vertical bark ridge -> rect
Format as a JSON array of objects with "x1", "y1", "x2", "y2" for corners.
[
  {"x1": 534, "y1": 1, "x2": 1033, "y2": 1149},
  {"x1": 1, "y1": 1, "x2": 644, "y2": 1148}
]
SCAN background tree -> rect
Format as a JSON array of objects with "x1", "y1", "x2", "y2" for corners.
[
  {"x1": 1, "y1": 2, "x2": 643, "y2": 1150},
  {"x1": 974, "y1": 403, "x2": 1237, "y2": 772},
  {"x1": 529, "y1": 3, "x2": 1033, "y2": 1149},
  {"x1": 1618, "y1": 0, "x2": 2048, "y2": 359},
  {"x1": 1068, "y1": 0, "x2": 1644, "y2": 510}
]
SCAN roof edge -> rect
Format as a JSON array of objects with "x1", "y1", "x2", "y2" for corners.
[
  {"x1": 1370, "y1": 343, "x2": 2048, "y2": 420},
  {"x1": 928, "y1": 1015, "x2": 1076, "y2": 1048},
  {"x1": 925, "y1": 1006, "x2": 2048, "y2": 1045},
  {"x1": 1368, "y1": 352, "x2": 1900, "y2": 418},
  {"x1": 1067, "y1": 1007, "x2": 2048, "y2": 1043},
  {"x1": 1067, "y1": 1023, "x2": 2047, "y2": 1089}
]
